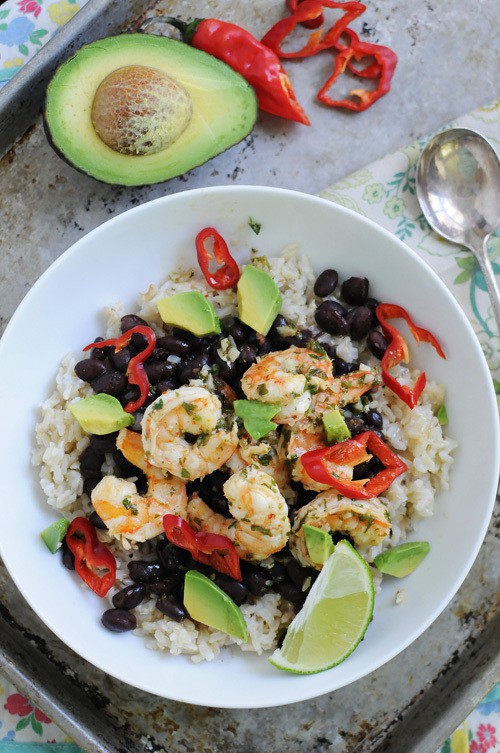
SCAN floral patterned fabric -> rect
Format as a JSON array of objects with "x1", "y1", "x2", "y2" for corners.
[
  {"x1": 0, "y1": 0, "x2": 89, "y2": 86},
  {"x1": 0, "y1": 0, "x2": 498, "y2": 748}
]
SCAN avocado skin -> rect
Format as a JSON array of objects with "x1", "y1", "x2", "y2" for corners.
[{"x1": 43, "y1": 34, "x2": 258, "y2": 187}]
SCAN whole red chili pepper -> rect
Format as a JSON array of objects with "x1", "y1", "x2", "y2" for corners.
[
  {"x1": 163, "y1": 16, "x2": 309, "y2": 125},
  {"x1": 261, "y1": 0, "x2": 366, "y2": 59},
  {"x1": 65, "y1": 517, "x2": 116, "y2": 597},
  {"x1": 317, "y1": 29, "x2": 398, "y2": 111},
  {"x1": 163, "y1": 515, "x2": 242, "y2": 581},
  {"x1": 196, "y1": 227, "x2": 240, "y2": 290},
  {"x1": 300, "y1": 431, "x2": 407, "y2": 499},
  {"x1": 375, "y1": 303, "x2": 446, "y2": 409},
  {"x1": 83, "y1": 325, "x2": 156, "y2": 413}
]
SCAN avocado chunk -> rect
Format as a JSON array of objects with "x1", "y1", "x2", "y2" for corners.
[
  {"x1": 304, "y1": 525, "x2": 335, "y2": 566},
  {"x1": 44, "y1": 34, "x2": 257, "y2": 186},
  {"x1": 156, "y1": 290, "x2": 221, "y2": 336},
  {"x1": 374, "y1": 541, "x2": 430, "y2": 578},
  {"x1": 234, "y1": 399, "x2": 281, "y2": 441},
  {"x1": 237, "y1": 265, "x2": 282, "y2": 336},
  {"x1": 69, "y1": 393, "x2": 134, "y2": 434},
  {"x1": 41, "y1": 518, "x2": 70, "y2": 553},
  {"x1": 322, "y1": 408, "x2": 351, "y2": 444},
  {"x1": 183, "y1": 570, "x2": 248, "y2": 640}
]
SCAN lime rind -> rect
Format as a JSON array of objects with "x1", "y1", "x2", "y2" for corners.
[{"x1": 269, "y1": 541, "x2": 374, "y2": 674}]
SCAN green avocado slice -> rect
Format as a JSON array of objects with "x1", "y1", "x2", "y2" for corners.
[
  {"x1": 41, "y1": 518, "x2": 70, "y2": 553},
  {"x1": 69, "y1": 393, "x2": 134, "y2": 434},
  {"x1": 44, "y1": 34, "x2": 257, "y2": 186},
  {"x1": 237, "y1": 265, "x2": 282, "y2": 335},
  {"x1": 322, "y1": 408, "x2": 351, "y2": 444},
  {"x1": 183, "y1": 570, "x2": 248, "y2": 640},
  {"x1": 304, "y1": 525, "x2": 335, "y2": 565},
  {"x1": 156, "y1": 290, "x2": 221, "y2": 336},
  {"x1": 374, "y1": 541, "x2": 430, "y2": 577}
]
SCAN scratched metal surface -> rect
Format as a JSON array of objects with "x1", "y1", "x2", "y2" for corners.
[{"x1": 0, "y1": 0, "x2": 499, "y2": 752}]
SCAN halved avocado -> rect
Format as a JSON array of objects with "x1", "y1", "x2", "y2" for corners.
[{"x1": 44, "y1": 34, "x2": 258, "y2": 186}]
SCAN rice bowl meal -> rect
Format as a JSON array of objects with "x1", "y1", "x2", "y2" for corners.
[{"x1": 32, "y1": 219, "x2": 457, "y2": 671}]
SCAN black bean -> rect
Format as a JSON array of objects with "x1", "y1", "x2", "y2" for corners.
[
  {"x1": 112, "y1": 449, "x2": 139, "y2": 477},
  {"x1": 270, "y1": 314, "x2": 288, "y2": 332},
  {"x1": 237, "y1": 343, "x2": 258, "y2": 366},
  {"x1": 109, "y1": 346, "x2": 131, "y2": 373},
  {"x1": 347, "y1": 306, "x2": 373, "y2": 341},
  {"x1": 297, "y1": 329, "x2": 314, "y2": 345},
  {"x1": 156, "y1": 379, "x2": 177, "y2": 393},
  {"x1": 112, "y1": 584, "x2": 146, "y2": 610},
  {"x1": 83, "y1": 477, "x2": 101, "y2": 497},
  {"x1": 227, "y1": 319, "x2": 252, "y2": 343},
  {"x1": 364, "y1": 409, "x2": 383, "y2": 429},
  {"x1": 156, "y1": 334, "x2": 191, "y2": 356},
  {"x1": 120, "y1": 314, "x2": 148, "y2": 333},
  {"x1": 144, "y1": 360, "x2": 167, "y2": 384},
  {"x1": 119, "y1": 385, "x2": 140, "y2": 409},
  {"x1": 156, "y1": 595, "x2": 186, "y2": 622},
  {"x1": 135, "y1": 471, "x2": 148, "y2": 496},
  {"x1": 341, "y1": 276, "x2": 369, "y2": 305},
  {"x1": 315, "y1": 301, "x2": 349, "y2": 335},
  {"x1": 89, "y1": 510, "x2": 108, "y2": 529},
  {"x1": 267, "y1": 562, "x2": 287, "y2": 583},
  {"x1": 178, "y1": 352, "x2": 210, "y2": 383},
  {"x1": 286, "y1": 559, "x2": 314, "y2": 588},
  {"x1": 156, "y1": 540, "x2": 185, "y2": 572},
  {"x1": 79, "y1": 446, "x2": 104, "y2": 478},
  {"x1": 213, "y1": 575, "x2": 249, "y2": 606},
  {"x1": 280, "y1": 335, "x2": 303, "y2": 348},
  {"x1": 344, "y1": 416, "x2": 367, "y2": 436},
  {"x1": 367, "y1": 330, "x2": 388, "y2": 360},
  {"x1": 171, "y1": 328, "x2": 201, "y2": 350},
  {"x1": 365, "y1": 297, "x2": 380, "y2": 326},
  {"x1": 128, "y1": 560, "x2": 164, "y2": 583},
  {"x1": 74, "y1": 358, "x2": 107, "y2": 383},
  {"x1": 90, "y1": 432, "x2": 119, "y2": 453},
  {"x1": 333, "y1": 357, "x2": 355, "y2": 375},
  {"x1": 151, "y1": 347, "x2": 170, "y2": 361},
  {"x1": 314, "y1": 269, "x2": 338, "y2": 298},
  {"x1": 275, "y1": 579, "x2": 304, "y2": 604},
  {"x1": 243, "y1": 567, "x2": 270, "y2": 596},
  {"x1": 209, "y1": 494, "x2": 230, "y2": 516},
  {"x1": 90, "y1": 337, "x2": 108, "y2": 361},
  {"x1": 61, "y1": 540, "x2": 74, "y2": 570},
  {"x1": 130, "y1": 331, "x2": 149, "y2": 351},
  {"x1": 91, "y1": 370, "x2": 127, "y2": 397},
  {"x1": 101, "y1": 608, "x2": 137, "y2": 632},
  {"x1": 147, "y1": 574, "x2": 181, "y2": 596}
]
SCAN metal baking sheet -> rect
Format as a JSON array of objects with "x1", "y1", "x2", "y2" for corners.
[{"x1": 0, "y1": 0, "x2": 499, "y2": 751}]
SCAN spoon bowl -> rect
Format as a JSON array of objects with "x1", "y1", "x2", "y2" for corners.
[{"x1": 416, "y1": 127, "x2": 500, "y2": 332}]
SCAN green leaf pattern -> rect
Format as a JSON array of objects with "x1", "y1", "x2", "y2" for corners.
[{"x1": 319, "y1": 98, "x2": 500, "y2": 402}]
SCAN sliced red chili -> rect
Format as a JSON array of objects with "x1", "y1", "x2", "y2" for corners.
[
  {"x1": 195, "y1": 227, "x2": 240, "y2": 290},
  {"x1": 317, "y1": 29, "x2": 397, "y2": 111},
  {"x1": 167, "y1": 16, "x2": 310, "y2": 125},
  {"x1": 261, "y1": 0, "x2": 366, "y2": 59},
  {"x1": 376, "y1": 303, "x2": 446, "y2": 409},
  {"x1": 286, "y1": 0, "x2": 324, "y2": 30},
  {"x1": 300, "y1": 431, "x2": 407, "y2": 499},
  {"x1": 83, "y1": 325, "x2": 156, "y2": 413},
  {"x1": 65, "y1": 517, "x2": 116, "y2": 597},
  {"x1": 163, "y1": 515, "x2": 242, "y2": 581}
]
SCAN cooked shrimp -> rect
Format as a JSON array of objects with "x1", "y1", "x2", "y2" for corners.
[
  {"x1": 225, "y1": 430, "x2": 290, "y2": 488},
  {"x1": 187, "y1": 465, "x2": 290, "y2": 562},
  {"x1": 289, "y1": 489, "x2": 391, "y2": 569},
  {"x1": 240, "y1": 346, "x2": 333, "y2": 424},
  {"x1": 280, "y1": 366, "x2": 381, "y2": 490},
  {"x1": 142, "y1": 386, "x2": 238, "y2": 481},
  {"x1": 91, "y1": 429, "x2": 187, "y2": 543}
]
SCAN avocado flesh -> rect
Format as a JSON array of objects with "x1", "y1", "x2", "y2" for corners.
[
  {"x1": 44, "y1": 34, "x2": 258, "y2": 186},
  {"x1": 374, "y1": 541, "x2": 430, "y2": 577},
  {"x1": 183, "y1": 570, "x2": 248, "y2": 640},
  {"x1": 237, "y1": 265, "x2": 282, "y2": 336},
  {"x1": 156, "y1": 291, "x2": 221, "y2": 336},
  {"x1": 304, "y1": 525, "x2": 335, "y2": 566}
]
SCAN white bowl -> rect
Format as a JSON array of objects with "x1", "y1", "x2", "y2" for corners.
[{"x1": 0, "y1": 186, "x2": 497, "y2": 708}]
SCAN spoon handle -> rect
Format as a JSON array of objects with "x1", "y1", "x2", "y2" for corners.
[{"x1": 467, "y1": 234, "x2": 500, "y2": 335}]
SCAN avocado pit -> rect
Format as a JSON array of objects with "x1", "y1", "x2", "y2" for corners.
[{"x1": 91, "y1": 64, "x2": 193, "y2": 155}]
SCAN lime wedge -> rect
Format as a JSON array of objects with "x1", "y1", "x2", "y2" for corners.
[{"x1": 269, "y1": 540, "x2": 374, "y2": 674}]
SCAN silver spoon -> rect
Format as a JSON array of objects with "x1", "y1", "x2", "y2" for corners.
[{"x1": 416, "y1": 127, "x2": 500, "y2": 333}]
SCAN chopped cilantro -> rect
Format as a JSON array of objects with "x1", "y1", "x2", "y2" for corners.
[
  {"x1": 251, "y1": 524, "x2": 271, "y2": 536},
  {"x1": 309, "y1": 340, "x2": 327, "y2": 356},
  {"x1": 122, "y1": 497, "x2": 138, "y2": 515},
  {"x1": 182, "y1": 402, "x2": 196, "y2": 414},
  {"x1": 249, "y1": 217, "x2": 262, "y2": 235},
  {"x1": 152, "y1": 398, "x2": 164, "y2": 411},
  {"x1": 181, "y1": 468, "x2": 191, "y2": 478},
  {"x1": 257, "y1": 384, "x2": 268, "y2": 396}
]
